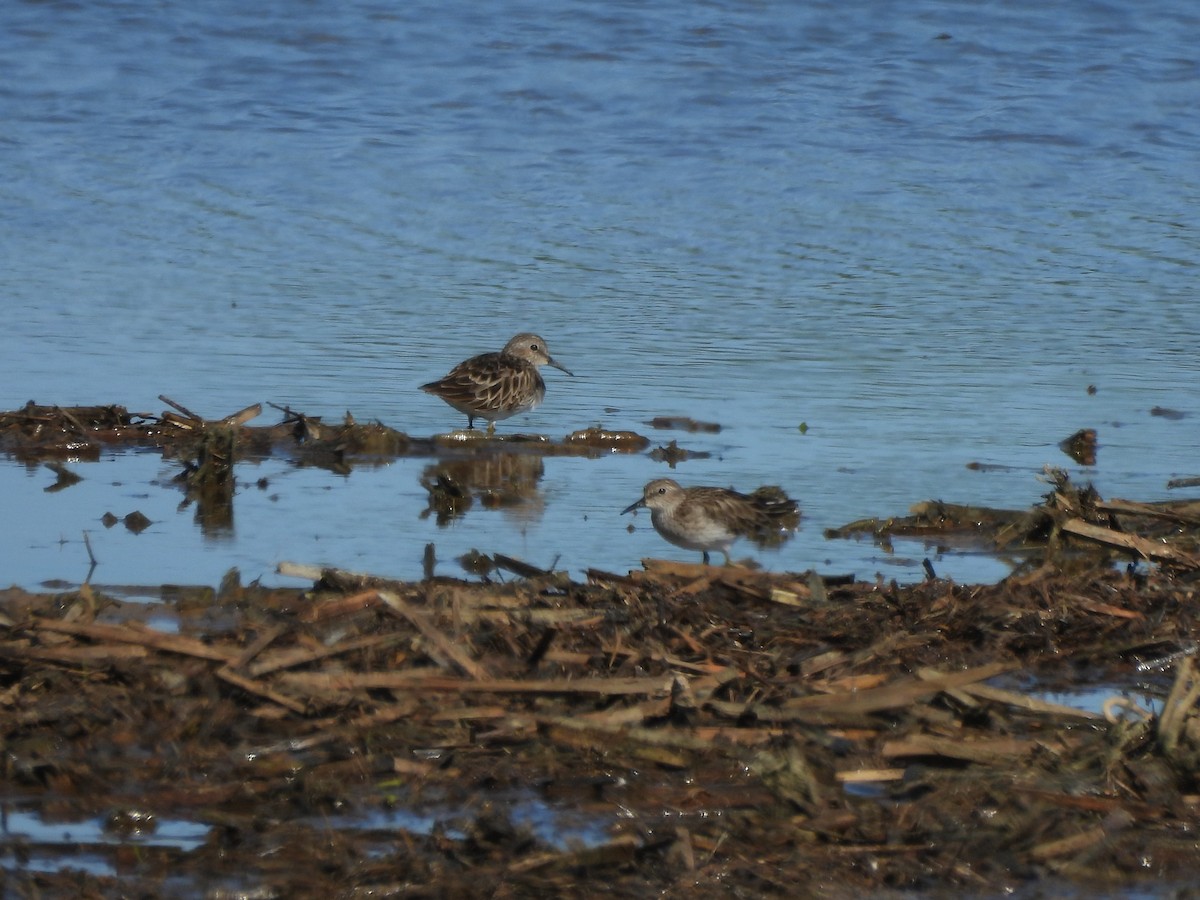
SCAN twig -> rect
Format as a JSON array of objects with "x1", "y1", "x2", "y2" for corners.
[
  {"x1": 378, "y1": 589, "x2": 490, "y2": 679},
  {"x1": 216, "y1": 666, "x2": 308, "y2": 715},
  {"x1": 1159, "y1": 656, "x2": 1200, "y2": 756},
  {"x1": 276, "y1": 671, "x2": 676, "y2": 697},
  {"x1": 230, "y1": 624, "x2": 288, "y2": 671},
  {"x1": 881, "y1": 734, "x2": 1037, "y2": 765},
  {"x1": 779, "y1": 662, "x2": 1013, "y2": 716},
  {"x1": 36, "y1": 619, "x2": 238, "y2": 663},
  {"x1": 493, "y1": 554, "x2": 550, "y2": 578},
  {"x1": 248, "y1": 632, "x2": 403, "y2": 678},
  {"x1": 220, "y1": 403, "x2": 263, "y2": 426},
  {"x1": 158, "y1": 395, "x2": 203, "y2": 421},
  {"x1": 53, "y1": 405, "x2": 91, "y2": 436},
  {"x1": 1061, "y1": 517, "x2": 1200, "y2": 568}
]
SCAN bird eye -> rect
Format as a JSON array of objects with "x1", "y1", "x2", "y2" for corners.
[
  {"x1": 657, "y1": 486, "x2": 667, "y2": 495},
  {"x1": 530, "y1": 343, "x2": 540, "y2": 352}
]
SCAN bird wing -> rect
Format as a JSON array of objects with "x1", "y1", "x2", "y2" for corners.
[
  {"x1": 685, "y1": 486, "x2": 799, "y2": 543},
  {"x1": 423, "y1": 352, "x2": 535, "y2": 411}
]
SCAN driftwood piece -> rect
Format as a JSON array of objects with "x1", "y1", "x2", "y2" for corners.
[
  {"x1": 35, "y1": 619, "x2": 238, "y2": 662},
  {"x1": 248, "y1": 633, "x2": 403, "y2": 677},
  {"x1": 825, "y1": 469, "x2": 1200, "y2": 573},
  {"x1": 778, "y1": 662, "x2": 1013, "y2": 718},
  {"x1": 275, "y1": 671, "x2": 677, "y2": 697},
  {"x1": 1158, "y1": 656, "x2": 1200, "y2": 759},
  {"x1": 377, "y1": 589, "x2": 489, "y2": 679},
  {"x1": 1029, "y1": 809, "x2": 1135, "y2": 863},
  {"x1": 216, "y1": 665, "x2": 309, "y2": 716},
  {"x1": 1060, "y1": 518, "x2": 1200, "y2": 567},
  {"x1": 881, "y1": 734, "x2": 1039, "y2": 765}
]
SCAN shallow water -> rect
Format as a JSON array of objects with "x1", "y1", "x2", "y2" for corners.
[
  {"x1": 0, "y1": 807, "x2": 211, "y2": 877},
  {"x1": 1, "y1": 0, "x2": 1198, "y2": 591}
]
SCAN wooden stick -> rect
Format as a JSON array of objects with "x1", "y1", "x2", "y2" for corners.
[
  {"x1": 881, "y1": 734, "x2": 1037, "y2": 765},
  {"x1": 158, "y1": 395, "x2": 204, "y2": 422},
  {"x1": 955, "y1": 681, "x2": 1103, "y2": 721},
  {"x1": 836, "y1": 768, "x2": 906, "y2": 784},
  {"x1": 0, "y1": 643, "x2": 149, "y2": 663},
  {"x1": 52, "y1": 405, "x2": 92, "y2": 437},
  {"x1": 276, "y1": 671, "x2": 676, "y2": 697},
  {"x1": 1097, "y1": 498, "x2": 1200, "y2": 525},
  {"x1": 276, "y1": 561, "x2": 326, "y2": 581},
  {"x1": 216, "y1": 666, "x2": 308, "y2": 716},
  {"x1": 270, "y1": 704, "x2": 420, "y2": 753},
  {"x1": 779, "y1": 661, "x2": 1013, "y2": 716},
  {"x1": 1061, "y1": 518, "x2": 1200, "y2": 567},
  {"x1": 36, "y1": 619, "x2": 238, "y2": 663},
  {"x1": 230, "y1": 625, "x2": 287, "y2": 671},
  {"x1": 1159, "y1": 657, "x2": 1200, "y2": 755},
  {"x1": 507, "y1": 835, "x2": 640, "y2": 875},
  {"x1": 377, "y1": 590, "x2": 489, "y2": 679},
  {"x1": 1029, "y1": 809, "x2": 1134, "y2": 862},
  {"x1": 299, "y1": 590, "x2": 382, "y2": 623},
  {"x1": 221, "y1": 403, "x2": 262, "y2": 426},
  {"x1": 492, "y1": 553, "x2": 550, "y2": 578},
  {"x1": 248, "y1": 632, "x2": 402, "y2": 678}
]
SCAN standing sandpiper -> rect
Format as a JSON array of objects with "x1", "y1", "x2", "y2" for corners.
[
  {"x1": 622, "y1": 478, "x2": 800, "y2": 565},
  {"x1": 421, "y1": 333, "x2": 573, "y2": 434}
]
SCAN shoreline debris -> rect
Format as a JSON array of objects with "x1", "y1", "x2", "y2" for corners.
[{"x1": 4, "y1": 548, "x2": 1200, "y2": 895}]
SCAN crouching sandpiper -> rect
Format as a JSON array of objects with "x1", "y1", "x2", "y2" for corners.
[
  {"x1": 622, "y1": 478, "x2": 800, "y2": 565},
  {"x1": 421, "y1": 333, "x2": 573, "y2": 435}
]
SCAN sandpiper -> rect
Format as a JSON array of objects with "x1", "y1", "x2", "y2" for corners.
[
  {"x1": 622, "y1": 478, "x2": 800, "y2": 565},
  {"x1": 421, "y1": 333, "x2": 573, "y2": 434}
]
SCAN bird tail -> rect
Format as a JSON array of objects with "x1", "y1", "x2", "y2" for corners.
[{"x1": 745, "y1": 486, "x2": 801, "y2": 545}]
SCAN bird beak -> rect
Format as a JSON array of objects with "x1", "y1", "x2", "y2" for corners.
[
  {"x1": 548, "y1": 357, "x2": 574, "y2": 377},
  {"x1": 621, "y1": 498, "x2": 644, "y2": 515}
]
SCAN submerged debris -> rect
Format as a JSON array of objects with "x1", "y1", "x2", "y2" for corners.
[
  {"x1": 1060, "y1": 427, "x2": 1098, "y2": 465},
  {"x1": 1151, "y1": 406, "x2": 1187, "y2": 421},
  {"x1": 648, "y1": 438, "x2": 710, "y2": 468},
  {"x1": 563, "y1": 426, "x2": 651, "y2": 452},
  {"x1": 829, "y1": 468, "x2": 1200, "y2": 574},
  {"x1": 0, "y1": 401, "x2": 652, "y2": 467},
  {"x1": 646, "y1": 415, "x2": 722, "y2": 433}
]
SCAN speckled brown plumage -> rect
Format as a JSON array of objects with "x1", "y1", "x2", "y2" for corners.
[
  {"x1": 421, "y1": 333, "x2": 573, "y2": 434},
  {"x1": 622, "y1": 478, "x2": 800, "y2": 565}
]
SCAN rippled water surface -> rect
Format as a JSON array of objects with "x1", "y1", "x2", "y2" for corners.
[{"x1": 2, "y1": 0, "x2": 1198, "y2": 590}]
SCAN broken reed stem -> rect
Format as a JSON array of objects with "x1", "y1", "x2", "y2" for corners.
[
  {"x1": 35, "y1": 619, "x2": 237, "y2": 662},
  {"x1": 1158, "y1": 656, "x2": 1200, "y2": 757},
  {"x1": 377, "y1": 589, "x2": 489, "y2": 679},
  {"x1": 216, "y1": 666, "x2": 309, "y2": 716},
  {"x1": 158, "y1": 394, "x2": 203, "y2": 421}
]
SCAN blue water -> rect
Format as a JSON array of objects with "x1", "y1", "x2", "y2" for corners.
[
  {"x1": 1, "y1": 0, "x2": 1198, "y2": 590},
  {"x1": 0, "y1": 807, "x2": 210, "y2": 877}
]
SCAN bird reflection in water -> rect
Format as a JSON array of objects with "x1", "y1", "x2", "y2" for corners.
[{"x1": 419, "y1": 452, "x2": 546, "y2": 527}]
